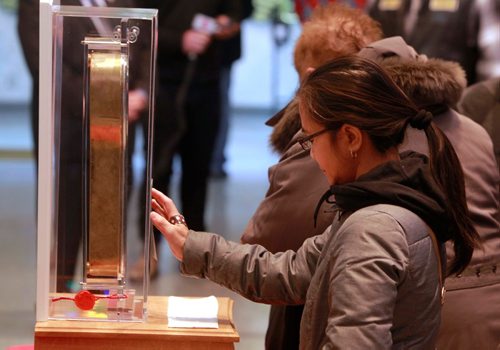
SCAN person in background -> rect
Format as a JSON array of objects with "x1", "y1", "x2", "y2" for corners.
[
  {"x1": 368, "y1": 0, "x2": 499, "y2": 85},
  {"x1": 131, "y1": 1, "x2": 242, "y2": 280},
  {"x1": 150, "y1": 55, "x2": 480, "y2": 349},
  {"x1": 358, "y1": 36, "x2": 500, "y2": 350},
  {"x1": 210, "y1": 0, "x2": 253, "y2": 179},
  {"x1": 294, "y1": 0, "x2": 367, "y2": 22},
  {"x1": 240, "y1": 4, "x2": 383, "y2": 349},
  {"x1": 458, "y1": 77, "x2": 500, "y2": 172},
  {"x1": 474, "y1": 0, "x2": 500, "y2": 79}
]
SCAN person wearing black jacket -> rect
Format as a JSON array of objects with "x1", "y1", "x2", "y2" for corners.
[
  {"x1": 368, "y1": 0, "x2": 485, "y2": 85},
  {"x1": 131, "y1": 1, "x2": 242, "y2": 279},
  {"x1": 211, "y1": 0, "x2": 253, "y2": 178}
]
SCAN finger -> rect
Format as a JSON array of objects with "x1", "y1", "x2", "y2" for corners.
[
  {"x1": 150, "y1": 212, "x2": 185, "y2": 261},
  {"x1": 151, "y1": 188, "x2": 170, "y2": 211},
  {"x1": 151, "y1": 189, "x2": 169, "y2": 216},
  {"x1": 151, "y1": 198, "x2": 167, "y2": 218},
  {"x1": 152, "y1": 188, "x2": 179, "y2": 217},
  {"x1": 150, "y1": 211, "x2": 172, "y2": 237}
]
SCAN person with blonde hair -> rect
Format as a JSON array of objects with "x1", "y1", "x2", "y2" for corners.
[{"x1": 293, "y1": 2, "x2": 379, "y2": 78}]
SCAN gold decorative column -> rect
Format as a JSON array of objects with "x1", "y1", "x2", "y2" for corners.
[{"x1": 83, "y1": 39, "x2": 128, "y2": 286}]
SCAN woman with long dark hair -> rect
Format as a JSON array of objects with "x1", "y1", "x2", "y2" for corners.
[{"x1": 150, "y1": 56, "x2": 479, "y2": 348}]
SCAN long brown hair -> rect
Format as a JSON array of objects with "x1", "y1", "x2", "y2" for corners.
[{"x1": 298, "y1": 56, "x2": 479, "y2": 275}]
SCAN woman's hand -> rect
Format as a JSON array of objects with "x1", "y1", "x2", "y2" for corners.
[{"x1": 150, "y1": 188, "x2": 189, "y2": 261}]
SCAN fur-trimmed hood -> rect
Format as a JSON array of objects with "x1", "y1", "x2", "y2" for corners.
[
  {"x1": 359, "y1": 36, "x2": 467, "y2": 110},
  {"x1": 267, "y1": 98, "x2": 302, "y2": 154},
  {"x1": 268, "y1": 37, "x2": 468, "y2": 154},
  {"x1": 382, "y1": 56, "x2": 466, "y2": 110}
]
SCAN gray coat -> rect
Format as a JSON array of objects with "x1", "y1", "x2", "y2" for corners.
[
  {"x1": 385, "y1": 58, "x2": 500, "y2": 283},
  {"x1": 359, "y1": 36, "x2": 500, "y2": 350},
  {"x1": 182, "y1": 204, "x2": 442, "y2": 349}
]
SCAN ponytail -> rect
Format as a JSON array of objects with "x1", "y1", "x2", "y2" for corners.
[
  {"x1": 301, "y1": 56, "x2": 480, "y2": 275},
  {"x1": 423, "y1": 121, "x2": 480, "y2": 275}
]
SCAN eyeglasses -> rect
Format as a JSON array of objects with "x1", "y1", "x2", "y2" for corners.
[{"x1": 298, "y1": 127, "x2": 331, "y2": 151}]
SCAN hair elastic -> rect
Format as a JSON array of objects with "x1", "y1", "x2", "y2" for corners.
[{"x1": 409, "y1": 109, "x2": 433, "y2": 130}]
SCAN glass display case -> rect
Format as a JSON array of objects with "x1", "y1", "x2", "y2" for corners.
[{"x1": 37, "y1": 0, "x2": 157, "y2": 322}]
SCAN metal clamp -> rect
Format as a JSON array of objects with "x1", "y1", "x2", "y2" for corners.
[{"x1": 113, "y1": 25, "x2": 140, "y2": 43}]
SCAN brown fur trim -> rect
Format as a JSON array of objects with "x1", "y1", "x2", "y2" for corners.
[
  {"x1": 269, "y1": 99, "x2": 301, "y2": 154},
  {"x1": 381, "y1": 57, "x2": 467, "y2": 109}
]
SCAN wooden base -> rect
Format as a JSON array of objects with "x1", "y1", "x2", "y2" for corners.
[{"x1": 35, "y1": 296, "x2": 239, "y2": 350}]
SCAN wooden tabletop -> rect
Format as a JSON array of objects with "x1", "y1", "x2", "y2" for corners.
[{"x1": 35, "y1": 296, "x2": 240, "y2": 350}]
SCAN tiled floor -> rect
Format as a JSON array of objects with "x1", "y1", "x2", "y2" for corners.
[{"x1": 0, "y1": 105, "x2": 279, "y2": 349}]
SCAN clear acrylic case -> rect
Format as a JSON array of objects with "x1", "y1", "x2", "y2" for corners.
[{"x1": 37, "y1": 2, "x2": 157, "y2": 322}]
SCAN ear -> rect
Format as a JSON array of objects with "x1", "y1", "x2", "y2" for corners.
[
  {"x1": 339, "y1": 124, "x2": 363, "y2": 153},
  {"x1": 299, "y1": 66, "x2": 316, "y2": 81},
  {"x1": 304, "y1": 67, "x2": 315, "y2": 76}
]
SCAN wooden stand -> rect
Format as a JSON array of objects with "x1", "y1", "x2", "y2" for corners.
[{"x1": 34, "y1": 296, "x2": 239, "y2": 350}]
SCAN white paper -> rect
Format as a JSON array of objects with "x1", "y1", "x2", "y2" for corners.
[{"x1": 167, "y1": 296, "x2": 219, "y2": 328}]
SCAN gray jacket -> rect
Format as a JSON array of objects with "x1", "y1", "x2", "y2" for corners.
[
  {"x1": 359, "y1": 36, "x2": 500, "y2": 350},
  {"x1": 402, "y1": 108, "x2": 500, "y2": 284},
  {"x1": 388, "y1": 61, "x2": 500, "y2": 286},
  {"x1": 359, "y1": 37, "x2": 500, "y2": 287},
  {"x1": 182, "y1": 204, "x2": 442, "y2": 349}
]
